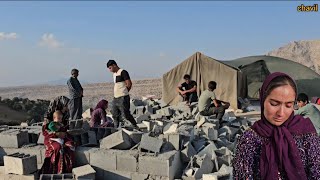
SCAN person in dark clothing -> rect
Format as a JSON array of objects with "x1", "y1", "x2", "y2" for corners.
[
  {"x1": 176, "y1": 74, "x2": 198, "y2": 105},
  {"x1": 44, "y1": 96, "x2": 70, "y2": 126},
  {"x1": 67, "y1": 68, "x2": 83, "y2": 120},
  {"x1": 90, "y1": 99, "x2": 113, "y2": 128},
  {"x1": 106, "y1": 60, "x2": 138, "y2": 129}
]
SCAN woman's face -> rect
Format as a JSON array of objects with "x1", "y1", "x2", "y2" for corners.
[{"x1": 263, "y1": 84, "x2": 296, "y2": 126}]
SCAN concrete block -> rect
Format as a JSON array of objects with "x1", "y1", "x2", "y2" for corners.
[
  {"x1": 142, "y1": 120, "x2": 155, "y2": 132},
  {"x1": 217, "y1": 155, "x2": 231, "y2": 168},
  {"x1": 203, "y1": 173, "x2": 218, "y2": 180},
  {"x1": 72, "y1": 164, "x2": 96, "y2": 180},
  {"x1": 75, "y1": 147, "x2": 97, "y2": 167},
  {"x1": 37, "y1": 132, "x2": 44, "y2": 145},
  {"x1": 136, "y1": 123, "x2": 148, "y2": 133},
  {"x1": 193, "y1": 154, "x2": 214, "y2": 179},
  {"x1": 196, "y1": 116, "x2": 207, "y2": 128},
  {"x1": 181, "y1": 142, "x2": 197, "y2": 163},
  {"x1": 116, "y1": 150, "x2": 138, "y2": 172},
  {"x1": 140, "y1": 134, "x2": 163, "y2": 153},
  {"x1": 81, "y1": 131, "x2": 98, "y2": 146},
  {"x1": 131, "y1": 173, "x2": 149, "y2": 180},
  {"x1": 163, "y1": 123, "x2": 178, "y2": 134},
  {"x1": 156, "y1": 108, "x2": 173, "y2": 117},
  {"x1": 2, "y1": 145, "x2": 45, "y2": 166},
  {"x1": 69, "y1": 119, "x2": 84, "y2": 130},
  {"x1": 104, "y1": 169, "x2": 131, "y2": 180},
  {"x1": 39, "y1": 173, "x2": 73, "y2": 180},
  {"x1": 100, "y1": 130, "x2": 132, "y2": 150},
  {"x1": 138, "y1": 150, "x2": 181, "y2": 179},
  {"x1": 197, "y1": 142, "x2": 218, "y2": 160},
  {"x1": 136, "y1": 114, "x2": 150, "y2": 124},
  {"x1": 135, "y1": 106, "x2": 145, "y2": 116},
  {"x1": 90, "y1": 149, "x2": 117, "y2": 171},
  {"x1": 4, "y1": 153, "x2": 37, "y2": 175},
  {"x1": 122, "y1": 129, "x2": 143, "y2": 144},
  {"x1": 213, "y1": 164, "x2": 232, "y2": 178},
  {"x1": 0, "y1": 129, "x2": 29, "y2": 148},
  {"x1": 202, "y1": 127, "x2": 218, "y2": 141},
  {"x1": 0, "y1": 173, "x2": 36, "y2": 180},
  {"x1": 145, "y1": 105, "x2": 154, "y2": 114},
  {"x1": 150, "y1": 114, "x2": 163, "y2": 120}
]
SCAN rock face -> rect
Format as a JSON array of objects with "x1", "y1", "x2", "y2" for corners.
[{"x1": 267, "y1": 40, "x2": 320, "y2": 74}]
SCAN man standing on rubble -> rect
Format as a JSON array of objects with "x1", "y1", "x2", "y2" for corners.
[
  {"x1": 106, "y1": 60, "x2": 138, "y2": 129},
  {"x1": 67, "y1": 68, "x2": 83, "y2": 120},
  {"x1": 198, "y1": 81, "x2": 230, "y2": 121}
]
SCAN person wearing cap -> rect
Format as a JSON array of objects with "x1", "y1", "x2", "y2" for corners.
[
  {"x1": 106, "y1": 60, "x2": 138, "y2": 129},
  {"x1": 67, "y1": 68, "x2": 83, "y2": 120}
]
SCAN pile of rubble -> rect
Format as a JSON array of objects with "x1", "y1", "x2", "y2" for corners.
[{"x1": 0, "y1": 97, "x2": 259, "y2": 180}]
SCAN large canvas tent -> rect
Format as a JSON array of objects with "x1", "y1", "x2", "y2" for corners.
[
  {"x1": 224, "y1": 55, "x2": 320, "y2": 98},
  {"x1": 162, "y1": 52, "x2": 246, "y2": 109}
]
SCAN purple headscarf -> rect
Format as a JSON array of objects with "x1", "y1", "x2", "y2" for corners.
[
  {"x1": 252, "y1": 72, "x2": 316, "y2": 180},
  {"x1": 94, "y1": 99, "x2": 108, "y2": 112}
]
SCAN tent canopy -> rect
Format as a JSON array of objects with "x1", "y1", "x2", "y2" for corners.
[
  {"x1": 162, "y1": 52, "x2": 246, "y2": 109},
  {"x1": 224, "y1": 55, "x2": 320, "y2": 98}
]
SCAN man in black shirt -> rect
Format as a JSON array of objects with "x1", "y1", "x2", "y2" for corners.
[{"x1": 176, "y1": 74, "x2": 198, "y2": 105}]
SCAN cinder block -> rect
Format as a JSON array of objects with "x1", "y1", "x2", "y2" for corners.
[
  {"x1": 72, "y1": 164, "x2": 96, "y2": 180},
  {"x1": 81, "y1": 131, "x2": 98, "y2": 146},
  {"x1": 193, "y1": 154, "x2": 214, "y2": 179},
  {"x1": 122, "y1": 129, "x2": 143, "y2": 144},
  {"x1": 39, "y1": 173, "x2": 73, "y2": 180},
  {"x1": 202, "y1": 173, "x2": 218, "y2": 180},
  {"x1": 202, "y1": 127, "x2": 218, "y2": 141},
  {"x1": 136, "y1": 114, "x2": 150, "y2": 124},
  {"x1": 150, "y1": 114, "x2": 163, "y2": 120},
  {"x1": 89, "y1": 149, "x2": 117, "y2": 171},
  {"x1": 0, "y1": 129, "x2": 29, "y2": 148},
  {"x1": 140, "y1": 134, "x2": 163, "y2": 153},
  {"x1": 131, "y1": 173, "x2": 149, "y2": 180},
  {"x1": 116, "y1": 150, "x2": 138, "y2": 172},
  {"x1": 142, "y1": 120, "x2": 155, "y2": 132},
  {"x1": 138, "y1": 150, "x2": 181, "y2": 179},
  {"x1": 196, "y1": 116, "x2": 207, "y2": 128},
  {"x1": 68, "y1": 119, "x2": 84, "y2": 130},
  {"x1": 0, "y1": 173, "x2": 36, "y2": 180},
  {"x1": 100, "y1": 130, "x2": 131, "y2": 150},
  {"x1": 135, "y1": 106, "x2": 145, "y2": 116},
  {"x1": 104, "y1": 169, "x2": 131, "y2": 180},
  {"x1": 75, "y1": 147, "x2": 97, "y2": 167},
  {"x1": 4, "y1": 153, "x2": 37, "y2": 175}
]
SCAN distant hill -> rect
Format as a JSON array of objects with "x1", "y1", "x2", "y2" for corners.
[
  {"x1": 0, "y1": 103, "x2": 29, "y2": 125},
  {"x1": 267, "y1": 40, "x2": 320, "y2": 74}
]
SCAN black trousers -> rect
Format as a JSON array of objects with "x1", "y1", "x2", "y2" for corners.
[
  {"x1": 69, "y1": 97, "x2": 83, "y2": 120},
  {"x1": 111, "y1": 95, "x2": 137, "y2": 127}
]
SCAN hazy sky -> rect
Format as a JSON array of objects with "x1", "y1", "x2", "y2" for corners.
[{"x1": 0, "y1": 1, "x2": 319, "y2": 87}]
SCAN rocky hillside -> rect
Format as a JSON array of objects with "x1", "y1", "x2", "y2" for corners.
[{"x1": 267, "y1": 40, "x2": 320, "y2": 74}]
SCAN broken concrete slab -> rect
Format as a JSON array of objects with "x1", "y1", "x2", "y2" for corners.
[
  {"x1": 135, "y1": 114, "x2": 150, "y2": 124},
  {"x1": 202, "y1": 127, "x2": 218, "y2": 141},
  {"x1": 72, "y1": 164, "x2": 96, "y2": 180},
  {"x1": 100, "y1": 130, "x2": 132, "y2": 150},
  {"x1": 196, "y1": 116, "x2": 207, "y2": 128},
  {"x1": 122, "y1": 128, "x2": 143, "y2": 144}
]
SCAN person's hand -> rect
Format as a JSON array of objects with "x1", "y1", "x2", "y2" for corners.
[
  {"x1": 181, "y1": 91, "x2": 187, "y2": 95},
  {"x1": 56, "y1": 132, "x2": 66, "y2": 138},
  {"x1": 43, "y1": 118, "x2": 49, "y2": 125}
]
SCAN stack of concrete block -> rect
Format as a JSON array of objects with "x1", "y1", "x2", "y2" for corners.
[
  {"x1": 39, "y1": 173, "x2": 73, "y2": 180},
  {"x1": 0, "y1": 129, "x2": 29, "y2": 148},
  {"x1": 4, "y1": 153, "x2": 37, "y2": 175},
  {"x1": 72, "y1": 164, "x2": 96, "y2": 180}
]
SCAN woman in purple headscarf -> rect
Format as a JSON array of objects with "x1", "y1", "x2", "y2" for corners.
[
  {"x1": 233, "y1": 72, "x2": 320, "y2": 179},
  {"x1": 89, "y1": 99, "x2": 113, "y2": 127}
]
